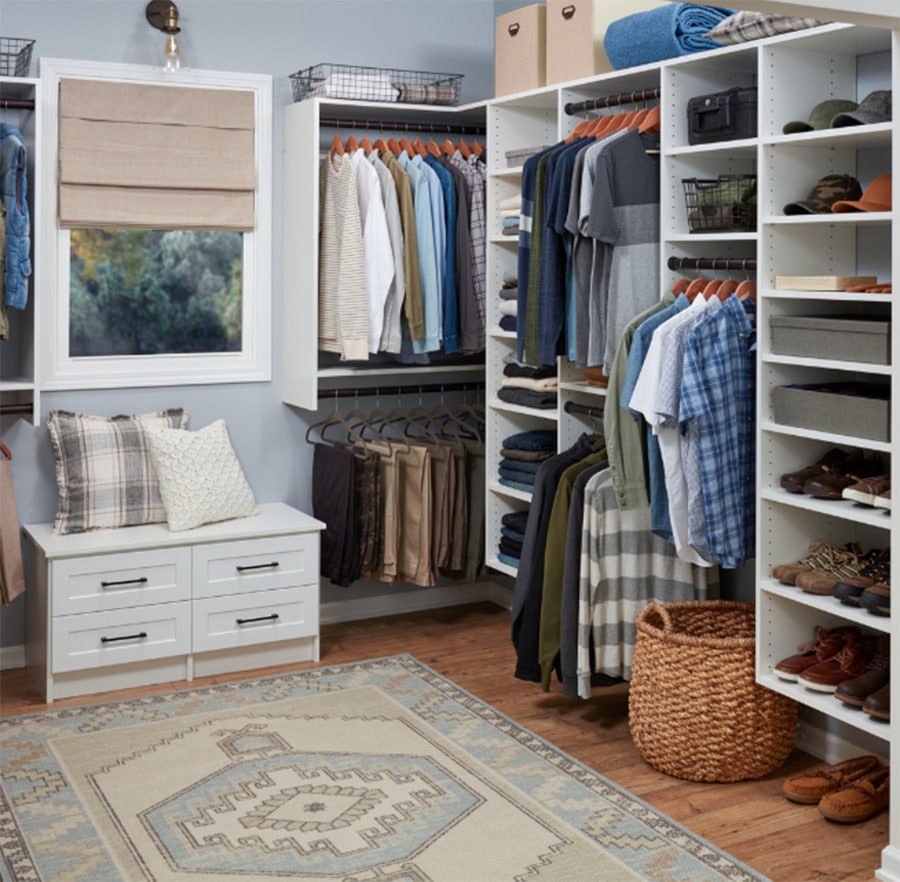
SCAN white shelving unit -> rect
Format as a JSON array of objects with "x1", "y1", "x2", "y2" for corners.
[
  {"x1": 282, "y1": 96, "x2": 487, "y2": 411},
  {"x1": 0, "y1": 74, "x2": 40, "y2": 426},
  {"x1": 484, "y1": 20, "x2": 899, "y2": 881}
]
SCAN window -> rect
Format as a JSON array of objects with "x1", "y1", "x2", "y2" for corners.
[{"x1": 39, "y1": 59, "x2": 272, "y2": 389}]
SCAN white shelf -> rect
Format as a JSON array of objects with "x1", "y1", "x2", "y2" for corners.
[
  {"x1": 488, "y1": 398, "x2": 559, "y2": 420},
  {"x1": 761, "y1": 579, "x2": 891, "y2": 634},
  {"x1": 760, "y1": 420, "x2": 892, "y2": 454},
  {"x1": 761, "y1": 354, "x2": 892, "y2": 376},
  {"x1": 488, "y1": 479, "x2": 532, "y2": 503},
  {"x1": 760, "y1": 487, "x2": 892, "y2": 530}
]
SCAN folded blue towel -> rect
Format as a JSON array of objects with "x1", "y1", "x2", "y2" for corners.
[{"x1": 604, "y1": 4, "x2": 735, "y2": 70}]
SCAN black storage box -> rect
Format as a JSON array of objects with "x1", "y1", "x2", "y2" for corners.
[{"x1": 688, "y1": 86, "x2": 758, "y2": 145}]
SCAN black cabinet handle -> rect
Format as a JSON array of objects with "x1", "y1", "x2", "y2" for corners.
[
  {"x1": 508, "y1": 22, "x2": 520, "y2": 36},
  {"x1": 562, "y1": 5, "x2": 576, "y2": 19},
  {"x1": 236, "y1": 561, "x2": 280, "y2": 573},
  {"x1": 100, "y1": 577, "x2": 149, "y2": 588},
  {"x1": 236, "y1": 613, "x2": 280, "y2": 626},
  {"x1": 101, "y1": 631, "x2": 148, "y2": 644}
]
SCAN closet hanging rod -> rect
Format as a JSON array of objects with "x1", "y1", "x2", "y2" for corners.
[
  {"x1": 0, "y1": 402, "x2": 34, "y2": 415},
  {"x1": 318, "y1": 380, "x2": 485, "y2": 401},
  {"x1": 0, "y1": 97, "x2": 35, "y2": 111},
  {"x1": 667, "y1": 256, "x2": 757, "y2": 272},
  {"x1": 319, "y1": 116, "x2": 485, "y2": 136},
  {"x1": 564, "y1": 87, "x2": 660, "y2": 116},
  {"x1": 563, "y1": 400, "x2": 604, "y2": 419}
]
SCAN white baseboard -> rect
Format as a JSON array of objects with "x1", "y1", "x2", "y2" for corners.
[
  {"x1": 876, "y1": 845, "x2": 900, "y2": 882},
  {"x1": 0, "y1": 644, "x2": 25, "y2": 671},
  {"x1": 320, "y1": 580, "x2": 511, "y2": 625}
]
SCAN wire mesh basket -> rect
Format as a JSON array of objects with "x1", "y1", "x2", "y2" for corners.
[
  {"x1": 290, "y1": 63, "x2": 462, "y2": 106},
  {"x1": 683, "y1": 174, "x2": 757, "y2": 233},
  {"x1": 0, "y1": 38, "x2": 35, "y2": 77}
]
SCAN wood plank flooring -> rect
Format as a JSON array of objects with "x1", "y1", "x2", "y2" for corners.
[{"x1": 0, "y1": 601, "x2": 886, "y2": 882}]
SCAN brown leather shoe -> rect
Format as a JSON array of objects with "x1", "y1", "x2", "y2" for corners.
[
  {"x1": 818, "y1": 766, "x2": 889, "y2": 823},
  {"x1": 860, "y1": 579, "x2": 891, "y2": 617},
  {"x1": 798, "y1": 633, "x2": 873, "y2": 692},
  {"x1": 843, "y1": 474, "x2": 890, "y2": 506},
  {"x1": 803, "y1": 452, "x2": 886, "y2": 499},
  {"x1": 834, "y1": 636, "x2": 890, "y2": 707},
  {"x1": 834, "y1": 549, "x2": 890, "y2": 605},
  {"x1": 782, "y1": 754, "x2": 881, "y2": 804},
  {"x1": 791, "y1": 543, "x2": 867, "y2": 595},
  {"x1": 779, "y1": 447, "x2": 850, "y2": 493},
  {"x1": 863, "y1": 682, "x2": 891, "y2": 721},
  {"x1": 774, "y1": 625, "x2": 860, "y2": 681},
  {"x1": 874, "y1": 489, "x2": 891, "y2": 511}
]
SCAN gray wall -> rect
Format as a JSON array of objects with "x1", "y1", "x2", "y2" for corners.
[{"x1": 0, "y1": 0, "x2": 522, "y2": 651}]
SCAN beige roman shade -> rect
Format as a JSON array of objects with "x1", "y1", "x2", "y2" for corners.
[{"x1": 58, "y1": 78, "x2": 256, "y2": 231}]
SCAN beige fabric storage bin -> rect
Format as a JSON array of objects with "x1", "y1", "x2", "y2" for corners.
[
  {"x1": 496, "y1": 4, "x2": 546, "y2": 97},
  {"x1": 773, "y1": 384, "x2": 891, "y2": 442},
  {"x1": 545, "y1": 0, "x2": 662, "y2": 84},
  {"x1": 770, "y1": 314, "x2": 891, "y2": 365}
]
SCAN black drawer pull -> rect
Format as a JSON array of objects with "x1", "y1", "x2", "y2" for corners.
[
  {"x1": 562, "y1": 5, "x2": 576, "y2": 19},
  {"x1": 508, "y1": 22, "x2": 520, "y2": 36},
  {"x1": 236, "y1": 613, "x2": 280, "y2": 626},
  {"x1": 101, "y1": 631, "x2": 148, "y2": 644},
  {"x1": 236, "y1": 561, "x2": 280, "y2": 573},
  {"x1": 100, "y1": 577, "x2": 149, "y2": 588}
]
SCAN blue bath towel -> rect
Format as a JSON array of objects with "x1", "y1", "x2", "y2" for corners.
[{"x1": 604, "y1": 4, "x2": 735, "y2": 70}]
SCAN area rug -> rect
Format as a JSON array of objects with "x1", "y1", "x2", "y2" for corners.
[{"x1": 0, "y1": 654, "x2": 769, "y2": 882}]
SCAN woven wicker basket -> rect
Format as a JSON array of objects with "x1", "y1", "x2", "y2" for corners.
[{"x1": 628, "y1": 600, "x2": 798, "y2": 783}]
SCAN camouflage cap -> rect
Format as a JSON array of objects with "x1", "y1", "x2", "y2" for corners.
[{"x1": 783, "y1": 173, "x2": 863, "y2": 215}]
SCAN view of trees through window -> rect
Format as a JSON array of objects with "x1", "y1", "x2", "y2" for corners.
[{"x1": 69, "y1": 229, "x2": 243, "y2": 357}]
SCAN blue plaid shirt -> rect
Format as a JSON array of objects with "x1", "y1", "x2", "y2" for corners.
[{"x1": 679, "y1": 296, "x2": 755, "y2": 569}]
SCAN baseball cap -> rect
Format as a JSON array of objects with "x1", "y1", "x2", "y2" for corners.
[
  {"x1": 831, "y1": 90, "x2": 892, "y2": 126},
  {"x1": 832, "y1": 174, "x2": 892, "y2": 212},
  {"x1": 783, "y1": 174, "x2": 862, "y2": 215},
  {"x1": 783, "y1": 98, "x2": 858, "y2": 134}
]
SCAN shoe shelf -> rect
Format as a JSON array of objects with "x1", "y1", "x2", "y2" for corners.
[{"x1": 754, "y1": 16, "x2": 894, "y2": 766}]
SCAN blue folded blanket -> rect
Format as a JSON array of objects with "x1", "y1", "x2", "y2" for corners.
[{"x1": 604, "y1": 4, "x2": 735, "y2": 70}]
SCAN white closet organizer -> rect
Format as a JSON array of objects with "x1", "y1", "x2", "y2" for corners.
[
  {"x1": 0, "y1": 74, "x2": 41, "y2": 427},
  {"x1": 485, "y1": 20, "x2": 898, "y2": 881},
  {"x1": 282, "y1": 96, "x2": 487, "y2": 412}
]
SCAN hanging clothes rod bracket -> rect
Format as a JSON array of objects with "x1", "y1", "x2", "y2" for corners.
[
  {"x1": 0, "y1": 97, "x2": 35, "y2": 111},
  {"x1": 564, "y1": 87, "x2": 660, "y2": 116}
]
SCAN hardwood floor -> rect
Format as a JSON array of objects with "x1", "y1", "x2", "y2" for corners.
[{"x1": 0, "y1": 601, "x2": 887, "y2": 881}]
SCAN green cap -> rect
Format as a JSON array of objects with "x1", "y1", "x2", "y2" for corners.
[{"x1": 783, "y1": 98, "x2": 859, "y2": 134}]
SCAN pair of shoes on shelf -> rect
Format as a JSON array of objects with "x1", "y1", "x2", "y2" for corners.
[
  {"x1": 860, "y1": 577, "x2": 891, "y2": 618},
  {"x1": 834, "y1": 549, "x2": 890, "y2": 605},
  {"x1": 771, "y1": 540, "x2": 866, "y2": 588},
  {"x1": 773, "y1": 625, "x2": 860, "y2": 681},
  {"x1": 834, "y1": 635, "x2": 890, "y2": 720},
  {"x1": 780, "y1": 449, "x2": 885, "y2": 499},
  {"x1": 783, "y1": 756, "x2": 890, "y2": 823},
  {"x1": 796, "y1": 629, "x2": 874, "y2": 692},
  {"x1": 842, "y1": 474, "x2": 891, "y2": 507},
  {"x1": 874, "y1": 489, "x2": 892, "y2": 511}
]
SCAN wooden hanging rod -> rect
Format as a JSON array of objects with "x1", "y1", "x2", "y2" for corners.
[
  {"x1": 564, "y1": 87, "x2": 660, "y2": 116},
  {"x1": 319, "y1": 116, "x2": 485, "y2": 136},
  {"x1": 563, "y1": 400, "x2": 604, "y2": 419},
  {"x1": 0, "y1": 97, "x2": 35, "y2": 111},
  {"x1": 318, "y1": 380, "x2": 485, "y2": 400},
  {"x1": 667, "y1": 256, "x2": 757, "y2": 271}
]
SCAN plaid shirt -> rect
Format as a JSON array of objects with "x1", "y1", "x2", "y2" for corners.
[
  {"x1": 679, "y1": 296, "x2": 755, "y2": 569},
  {"x1": 449, "y1": 152, "x2": 485, "y2": 350}
]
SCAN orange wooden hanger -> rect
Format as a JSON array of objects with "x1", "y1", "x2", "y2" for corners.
[
  {"x1": 330, "y1": 134, "x2": 345, "y2": 157},
  {"x1": 716, "y1": 278, "x2": 739, "y2": 300},
  {"x1": 411, "y1": 137, "x2": 428, "y2": 156},
  {"x1": 671, "y1": 277, "x2": 690, "y2": 296},
  {"x1": 360, "y1": 137, "x2": 373, "y2": 153},
  {"x1": 471, "y1": 141, "x2": 484, "y2": 155},
  {"x1": 345, "y1": 134, "x2": 358, "y2": 152},
  {"x1": 639, "y1": 105, "x2": 661, "y2": 133},
  {"x1": 425, "y1": 140, "x2": 441, "y2": 158},
  {"x1": 456, "y1": 139, "x2": 471, "y2": 158},
  {"x1": 374, "y1": 137, "x2": 390, "y2": 154},
  {"x1": 0, "y1": 440, "x2": 11, "y2": 461},
  {"x1": 685, "y1": 277, "x2": 708, "y2": 301},
  {"x1": 399, "y1": 137, "x2": 416, "y2": 158},
  {"x1": 701, "y1": 278, "x2": 723, "y2": 299},
  {"x1": 387, "y1": 137, "x2": 402, "y2": 154},
  {"x1": 441, "y1": 139, "x2": 456, "y2": 156}
]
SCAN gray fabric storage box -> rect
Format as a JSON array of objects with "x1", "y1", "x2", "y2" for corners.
[
  {"x1": 773, "y1": 384, "x2": 890, "y2": 442},
  {"x1": 770, "y1": 314, "x2": 891, "y2": 365}
]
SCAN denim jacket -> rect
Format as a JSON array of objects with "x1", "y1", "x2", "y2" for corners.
[{"x1": 1, "y1": 124, "x2": 31, "y2": 310}]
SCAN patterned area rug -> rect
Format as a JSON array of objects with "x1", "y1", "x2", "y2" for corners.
[{"x1": 1, "y1": 655, "x2": 769, "y2": 882}]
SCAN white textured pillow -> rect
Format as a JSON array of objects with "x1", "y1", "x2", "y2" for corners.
[{"x1": 146, "y1": 419, "x2": 258, "y2": 531}]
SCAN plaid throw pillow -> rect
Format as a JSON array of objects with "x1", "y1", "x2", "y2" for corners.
[
  {"x1": 704, "y1": 11, "x2": 828, "y2": 44},
  {"x1": 48, "y1": 408, "x2": 189, "y2": 534}
]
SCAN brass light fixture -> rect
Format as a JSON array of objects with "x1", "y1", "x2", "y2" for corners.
[{"x1": 146, "y1": 0, "x2": 182, "y2": 72}]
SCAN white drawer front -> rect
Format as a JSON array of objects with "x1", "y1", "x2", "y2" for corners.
[
  {"x1": 52, "y1": 602, "x2": 191, "y2": 673},
  {"x1": 52, "y1": 548, "x2": 192, "y2": 616},
  {"x1": 193, "y1": 534, "x2": 318, "y2": 599},
  {"x1": 192, "y1": 585, "x2": 318, "y2": 653}
]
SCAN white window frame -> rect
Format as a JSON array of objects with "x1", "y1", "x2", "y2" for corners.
[{"x1": 38, "y1": 58, "x2": 272, "y2": 390}]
